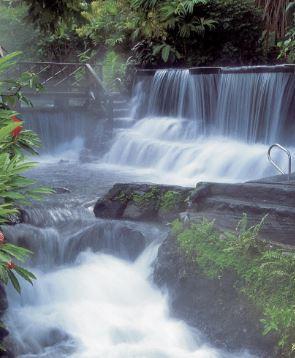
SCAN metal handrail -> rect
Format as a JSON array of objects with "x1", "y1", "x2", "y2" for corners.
[{"x1": 267, "y1": 143, "x2": 292, "y2": 180}]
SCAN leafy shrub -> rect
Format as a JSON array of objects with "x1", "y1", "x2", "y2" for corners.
[{"x1": 75, "y1": 0, "x2": 269, "y2": 70}]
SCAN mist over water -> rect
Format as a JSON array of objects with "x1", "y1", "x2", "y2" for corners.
[{"x1": 3, "y1": 67, "x2": 294, "y2": 356}]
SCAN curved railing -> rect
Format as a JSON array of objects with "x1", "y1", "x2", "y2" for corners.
[{"x1": 267, "y1": 143, "x2": 292, "y2": 181}]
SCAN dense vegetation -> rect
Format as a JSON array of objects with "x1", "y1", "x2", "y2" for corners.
[
  {"x1": 0, "y1": 0, "x2": 294, "y2": 84},
  {"x1": 0, "y1": 52, "x2": 50, "y2": 295},
  {"x1": 172, "y1": 216, "x2": 295, "y2": 357}
]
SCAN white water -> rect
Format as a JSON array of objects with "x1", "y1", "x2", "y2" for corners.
[
  {"x1": 104, "y1": 117, "x2": 294, "y2": 186},
  {"x1": 102, "y1": 69, "x2": 295, "y2": 186},
  {"x1": 6, "y1": 244, "x2": 241, "y2": 358}
]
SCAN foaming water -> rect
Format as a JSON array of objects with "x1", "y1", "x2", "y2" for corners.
[
  {"x1": 5, "y1": 247, "x2": 226, "y2": 358},
  {"x1": 4, "y1": 210, "x2": 253, "y2": 357},
  {"x1": 104, "y1": 117, "x2": 294, "y2": 186},
  {"x1": 23, "y1": 109, "x2": 107, "y2": 164},
  {"x1": 103, "y1": 68, "x2": 295, "y2": 184},
  {"x1": 133, "y1": 69, "x2": 294, "y2": 144},
  {"x1": 215, "y1": 72, "x2": 294, "y2": 143}
]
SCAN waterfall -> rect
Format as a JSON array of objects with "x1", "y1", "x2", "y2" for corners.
[
  {"x1": 103, "y1": 67, "x2": 295, "y2": 185},
  {"x1": 216, "y1": 72, "x2": 294, "y2": 144},
  {"x1": 134, "y1": 69, "x2": 294, "y2": 143}
]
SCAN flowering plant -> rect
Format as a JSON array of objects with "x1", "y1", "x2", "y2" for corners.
[{"x1": 0, "y1": 52, "x2": 51, "y2": 293}]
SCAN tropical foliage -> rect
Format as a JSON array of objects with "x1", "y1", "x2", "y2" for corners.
[
  {"x1": 278, "y1": 2, "x2": 295, "y2": 62},
  {"x1": 76, "y1": 0, "x2": 266, "y2": 67},
  {"x1": 0, "y1": 1, "x2": 38, "y2": 57},
  {"x1": 2, "y1": 0, "x2": 293, "y2": 82},
  {"x1": 0, "y1": 52, "x2": 50, "y2": 292},
  {"x1": 172, "y1": 216, "x2": 295, "y2": 356}
]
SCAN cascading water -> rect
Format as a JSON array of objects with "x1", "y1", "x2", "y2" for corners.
[
  {"x1": 103, "y1": 68, "x2": 295, "y2": 186},
  {"x1": 2, "y1": 166, "x2": 253, "y2": 357},
  {"x1": 3, "y1": 66, "x2": 294, "y2": 357}
]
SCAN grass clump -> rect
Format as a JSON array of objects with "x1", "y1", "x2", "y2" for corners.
[{"x1": 172, "y1": 215, "x2": 295, "y2": 357}]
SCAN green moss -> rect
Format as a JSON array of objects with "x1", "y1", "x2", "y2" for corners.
[
  {"x1": 115, "y1": 190, "x2": 132, "y2": 202},
  {"x1": 160, "y1": 191, "x2": 183, "y2": 213},
  {"x1": 173, "y1": 215, "x2": 295, "y2": 357},
  {"x1": 132, "y1": 186, "x2": 160, "y2": 208}
]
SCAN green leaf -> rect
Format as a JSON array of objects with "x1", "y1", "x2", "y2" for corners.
[
  {"x1": 0, "y1": 267, "x2": 9, "y2": 285},
  {"x1": 161, "y1": 45, "x2": 171, "y2": 62},
  {"x1": 0, "y1": 122, "x2": 19, "y2": 142},
  {"x1": 14, "y1": 266, "x2": 36, "y2": 285},
  {"x1": 7, "y1": 270, "x2": 21, "y2": 294}
]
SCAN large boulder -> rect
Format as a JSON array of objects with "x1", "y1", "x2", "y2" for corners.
[{"x1": 153, "y1": 235, "x2": 277, "y2": 357}]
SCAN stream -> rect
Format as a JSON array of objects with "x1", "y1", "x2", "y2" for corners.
[{"x1": 2, "y1": 67, "x2": 294, "y2": 357}]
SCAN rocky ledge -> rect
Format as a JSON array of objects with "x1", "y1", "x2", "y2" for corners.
[{"x1": 94, "y1": 178, "x2": 295, "y2": 246}]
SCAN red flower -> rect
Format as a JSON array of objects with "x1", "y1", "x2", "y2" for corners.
[
  {"x1": 6, "y1": 261, "x2": 16, "y2": 270},
  {"x1": 11, "y1": 116, "x2": 23, "y2": 138},
  {"x1": 0, "y1": 232, "x2": 4, "y2": 244}
]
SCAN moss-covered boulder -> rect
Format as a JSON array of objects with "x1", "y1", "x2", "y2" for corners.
[{"x1": 94, "y1": 183, "x2": 193, "y2": 222}]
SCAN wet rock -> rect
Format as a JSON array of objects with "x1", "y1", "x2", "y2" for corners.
[
  {"x1": 153, "y1": 235, "x2": 277, "y2": 357},
  {"x1": 94, "y1": 198, "x2": 126, "y2": 219},
  {"x1": 189, "y1": 181, "x2": 295, "y2": 245},
  {"x1": 94, "y1": 183, "x2": 192, "y2": 222},
  {"x1": 65, "y1": 222, "x2": 146, "y2": 262},
  {"x1": 95, "y1": 178, "x2": 295, "y2": 245}
]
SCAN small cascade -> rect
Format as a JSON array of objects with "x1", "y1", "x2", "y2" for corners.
[
  {"x1": 2, "y1": 204, "x2": 162, "y2": 269},
  {"x1": 3, "y1": 197, "x2": 246, "y2": 358}
]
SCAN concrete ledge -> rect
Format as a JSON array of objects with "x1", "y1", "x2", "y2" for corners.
[{"x1": 136, "y1": 64, "x2": 295, "y2": 76}]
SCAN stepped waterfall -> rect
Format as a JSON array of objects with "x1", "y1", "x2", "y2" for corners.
[
  {"x1": 2, "y1": 66, "x2": 294, "y2": 357},
  {"x1": 104, "y1": 68, "x2": 294, "y2": 185}
]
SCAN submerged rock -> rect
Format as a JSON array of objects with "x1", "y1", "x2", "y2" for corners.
[
  {"x1": 65, "y1": 221, "x2": 146, "y2": 262},
  {"x1": 153, "y1": 235, "x2": 277, "y2": 357}
]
